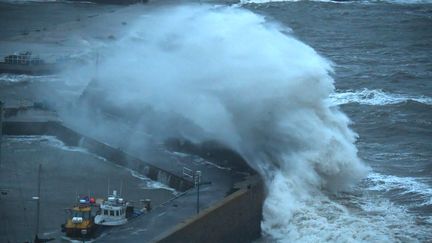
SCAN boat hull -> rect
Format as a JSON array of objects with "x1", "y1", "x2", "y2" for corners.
[
  {"x1": 94, "y1": 215, "x2": 127, "y2": 226},
  {"x1": 0, "y1": 63, "x2": 57, "y2": 75},
  {"x1": 62, "y1": 224, "x2": 97, "y2": 238}
]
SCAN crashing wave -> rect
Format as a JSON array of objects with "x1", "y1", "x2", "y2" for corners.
[
  {"x1": 329, "y1": 88, "x2": 432, "y2": 106},
  {"x1": 70, "y1": 4, "x2": 415, "y2": 242},
  {"x1": 240, "y1": 0, "x2": 432, "y2": 4}
]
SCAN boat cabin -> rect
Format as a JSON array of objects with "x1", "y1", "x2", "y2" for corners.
[
  {"x1": 94, "y1": 190, "x2": 130, "y2": 226},
  {"x1": 3, "y1": 51, "x2": 44, "y2": 65}
]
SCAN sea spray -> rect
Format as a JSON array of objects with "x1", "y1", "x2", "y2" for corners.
[{"x1": 76, "y1": 4, "x2": 377, "y2": 241}]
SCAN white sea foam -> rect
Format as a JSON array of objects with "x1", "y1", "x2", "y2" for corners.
[
  {"x1": 0, "y1": 0, "x2": 91, "y2": 3},
  {"x1": 366, "y1": 172, "x2": 432, "y2": 206},
  {"x1": 0, "y1": 74, "x2": 30, "y2": 83},
  {"x1": 44, "y1": 136, "x2": 176, "y2": 191},
  {"x1": 329, "y1": 88, "x2": 432, "y2": 106},
  {"x1": 127, "y1": 168, "x2": 177, "y2": 192},
  {"x1": 7, "y1": 135, "x2": 92, "y2": 153},
  {"x1": 240, "y1": 0, "x2": 432, "y2": 4},
  {"x1": 240, "y1": 0, "x2": 344, "y2": 3},
  {"x1": 0, "y1": 73, "x2": 59, "y2": 84},
  {"x1": 43, "y1": 135, "x2": 89, "y2": 153},
  {"x1": 76, "y1": 4, "x2": 414, "y2": 242},
  {"x1": 57, "y1": 3, "x2": 432, "y2": 241},
  {"x1": 7, "y1": 135, "x2": 176, "y2": 191},
  {"x1": 167, "y1": 150, "x2": 232, "y2": 170},
  {"x1": 371, "y1": 0, "x2": 432, "y2": 4},
  {"x1": 356, "y1": 196, "x2": 430, "y2": 242}
]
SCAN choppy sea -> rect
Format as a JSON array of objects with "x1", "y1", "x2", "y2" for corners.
[{"x1": 1, "y1": 0, "x2": 431, "y2": 242}]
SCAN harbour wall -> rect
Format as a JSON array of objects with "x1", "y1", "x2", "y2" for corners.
[
  {"x1": 154, "y1": 175, "x2": 264, "y2": 243},
  {"x1": 2, "y1": 119, "x2": 264, "y2": 242},
  {"x1": 2, "y1": 120, "x2": 193, "y2": 191}
]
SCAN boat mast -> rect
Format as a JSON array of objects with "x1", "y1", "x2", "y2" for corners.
[
  {"x1": 107, "y1": 178, "x2": 110, "y2": 195},
  {"x1": 35, "y1": 164, "x2": 41, "y2": 241}
]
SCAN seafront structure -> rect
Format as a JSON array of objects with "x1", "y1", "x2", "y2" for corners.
[{"x1": 1, "y1": 102, "x2": 264, "y2": 242}]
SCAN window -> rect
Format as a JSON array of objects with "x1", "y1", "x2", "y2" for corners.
[
  {"x1": 116, "y1": 211, "x2": 119, "y2": 216},
  {"x1": 104, "y1": 209, "x2": 108, "y2": 215},
  {"x1": 110, "y1": 210, "x2": 114, "y2": 216},
  {"x1": 72, "y1": 211, "x2": 81, "y2": 217}
]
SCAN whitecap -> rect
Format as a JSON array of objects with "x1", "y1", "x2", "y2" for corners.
[
  {"x1": 366, "y1": 172, "x2": 432, "y2": 206},
  {"x1": 329, "y1": 88, "x2": 432, "y2": 106},
  {"x1": 0, "y1": 73, "x2": 59, "y2": 84}
]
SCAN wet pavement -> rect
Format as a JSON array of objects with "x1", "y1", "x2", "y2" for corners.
[{"x1": 0, "y1": 135, "x2": 175, "y2": 243}]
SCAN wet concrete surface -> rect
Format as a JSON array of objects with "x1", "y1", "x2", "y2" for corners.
[
  {"x1": 0, "y1": 97, "x2": 253, "y2": 242},
  {"x1": 0, "y1": 107, "x2": 253, "y2": 243},
  {"x1": 0, "y1": 135, "x2": 175, "y2": 243},
  {"x1": 60, "y1": 111, "x2": 253, "y2": 242}
]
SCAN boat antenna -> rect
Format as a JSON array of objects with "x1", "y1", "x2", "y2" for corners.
[
  {"x1": 120, "y1": 180, "x2": 123, "y2": 197},
  {"x1": 107, "y1": 178, "x2": 110, "y2": 195}
]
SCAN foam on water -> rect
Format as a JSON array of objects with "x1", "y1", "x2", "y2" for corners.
[
  {"x1": 6, "y1": 136, "x2": 175, "y2": 191},
  {"x1": 62, "y1": 3, "x2": 431, "y2": 241},
  {"x1": 80, "y1": 4, "x2": 427, "y2": 242},
  {"x1": 240, "y1": 0, "x2": 345, "y2": 3},
  {"x1": 0, "y1": 0, "x2": 93, "y2": 4},
  {"x1": 366, "y1": 172, "x2": 432, "y2": 206},
  {"x1": 329, "y1": 88, "x2": 432, "y2": 106},
  {"x1": 357, "y1": 172, "x2": 432, "y2": 241},
  {"x1": 0, "y1": 73, "x2": 59, "y2": 85},
  {"x1": 240, "y1": 0, "x2": 432, "y2": 4},
  {"x1": 355, "y1": 195, "x2": 429, "y2": 242},
  {"x1": 127, "y1": 168, "x2": 177, "y2": 193},
  {"x1": 372, "y1": 0, "x2": 432, "y2": 4},
  {"x1": 6, "y1": 135, "x2": 81, "y2": 151}
]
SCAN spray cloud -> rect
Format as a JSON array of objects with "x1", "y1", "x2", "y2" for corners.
[{"x1": 80, "y1": 4, "x2": 374, "y2": 241}]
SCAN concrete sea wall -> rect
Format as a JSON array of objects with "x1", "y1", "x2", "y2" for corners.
[
  {"x1": 2, "y1": 119, "x2": 264, "y2": 242},
  {"x1": 2, "y1": 121, "x2": 193, "y2": 191},
  {"x1": 154, "y1": 175, "x2": 264, "y2": 243}
]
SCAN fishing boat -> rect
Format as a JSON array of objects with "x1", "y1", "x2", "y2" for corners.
[
  {"x1": 61, "y1": 196, "x2": 98, "y2": 239},
  {"x1": 94, "y1": 190, "x2": 133, "y2": 226},
  {"x1": 0, "y1": 51, "x2": 57, "y2": 75}
]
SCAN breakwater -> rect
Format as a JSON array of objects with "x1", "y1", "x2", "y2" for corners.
[
  {"x1": 154, "y1": 175, "x2": 263, "y2": 243},
  {"x1": 2, "y1": 120, "x2": 193, "y2": 191},
  {"x1": 2, "y1": 115, "x2": 264, "y2": 242}
]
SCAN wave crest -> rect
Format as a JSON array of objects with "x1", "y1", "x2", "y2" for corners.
[
  {"x1": 240, "y1": 0, "x2": 432, "y2": 4},
  {"x1": 329, "y1": 89, "x2": 432, "y2": 106},
  {"x1": 75, "y1": 4, "x2": 370, "y2": 241}
]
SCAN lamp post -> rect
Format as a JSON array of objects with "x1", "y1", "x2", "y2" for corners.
[
  {"x1": 183, "y1": 167, "x2": 202, "y2": 214},
  {"x1": 195, "y1": 171, "x2": 201, "y2": 214},
  {"x1": 0, "y1": 101, "x2": 3, "y2": 167}
]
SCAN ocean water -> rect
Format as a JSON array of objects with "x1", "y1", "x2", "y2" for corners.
[
  {"x1": 0, "y1": 0, "x2": 431, "y2": 242},
  {"x1": 245, "y1": 1, "x2": 432, "y2": 242}
]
